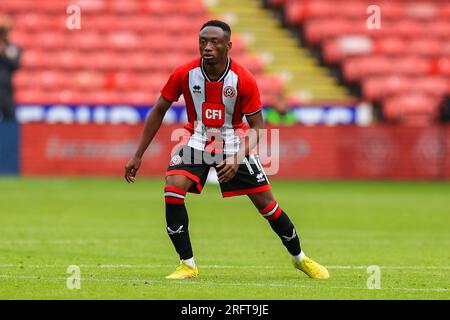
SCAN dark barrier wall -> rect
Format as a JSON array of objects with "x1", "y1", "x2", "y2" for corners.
[
  {"x1": 0, "y1": 122, "x2": 19, "y2": 175},
  {"x1": 21, "y1": 124, "x2": 450, "y2": 179}
]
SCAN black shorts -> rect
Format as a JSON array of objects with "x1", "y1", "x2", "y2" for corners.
[{"x1": 166, "y1": 145, "x2": 271, "y2": 197}]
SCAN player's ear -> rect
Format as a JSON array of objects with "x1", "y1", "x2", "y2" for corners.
[{"x1": 227, "y1": 41, "x2": 232, "y2": 51}]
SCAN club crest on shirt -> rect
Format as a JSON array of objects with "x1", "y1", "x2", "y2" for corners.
[
  {"x1": 169, "y1": 155, "x2": 183, "y2": 166},
  {"x1": 223, "y1": 86, "x2": 236, "y2": 98}
]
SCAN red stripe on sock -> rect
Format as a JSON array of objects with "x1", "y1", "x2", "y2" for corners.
[
  {"x1": 266, "y1": 206, "x2": 282, "y2": 220},
  {"x1": 164, "y1": 197, "x2": 185, "y2": 205},
  {"x1": 164, "y1": 185, "x2": 187, "y2": 196},
  {"x1": 260, "y1": 201, "x2": 278, "y2": 214}
]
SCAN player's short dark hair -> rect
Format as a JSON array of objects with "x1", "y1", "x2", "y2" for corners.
[{"x1": 200, "y1": 20, "x2": 231, "y2": 38}]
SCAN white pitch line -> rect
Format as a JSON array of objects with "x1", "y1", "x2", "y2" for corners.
[
  {"x1": 0, "y1": 239, "x2": 449, "y2": 245},
  {"x1": 0, "y1": 275, "x2": 144, "y2": 283},
  {"x1": 0, "y1": 275, "x2": 447, "y2": 293},
  {"x1": 0, "y1": 264, "x2": 449, "y2": 270}
]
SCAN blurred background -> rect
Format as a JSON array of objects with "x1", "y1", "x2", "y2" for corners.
[{"x1": 1, "y1": 0, "x2": 449, "y2": 179}]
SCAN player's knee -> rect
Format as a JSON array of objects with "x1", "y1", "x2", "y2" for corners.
[
  {"x1": 259, "y1": 200, "x2": 282, "y2": 220},
  {"x1": 164, "y1": 185, "x2": 187, "y2": 205},
  {"x1": 165, "y1": 175, "x2": 192, "y2": 191}
]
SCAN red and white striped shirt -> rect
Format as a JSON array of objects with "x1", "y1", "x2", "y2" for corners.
[{"x1": 161, "y1": 57, "x2": 262, "y2": 154}]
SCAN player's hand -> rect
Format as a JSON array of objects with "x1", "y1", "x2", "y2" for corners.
[
  {"x1": 124, "y1": 156, "x2": 142, "y2": 183},
  {"x1": 216, "y1": 158, "x2": 239, "y2": 183}
]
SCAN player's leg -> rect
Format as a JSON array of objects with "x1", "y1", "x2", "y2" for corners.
[
  {"x1": 218, "y1": 153, "x2": 329, "y2": 279},
  {"x1": 164, "y1": 174, "x2": 199, "y2": 280},
  {"x1": 219, "y1": 155, "x2": 299, "y2": 255},
  {"x1": 165, "y1": 175, "x2": 194, "y2": 260},
  {"x1": 248, "y1": 190, "x2": 330, "y2": 279},
  {"x1": 164, "y1": 146, "x2": 209, "y2": 279},
  {"x1": 247, "y1": 189, "x2": 302, "y2": 258}
]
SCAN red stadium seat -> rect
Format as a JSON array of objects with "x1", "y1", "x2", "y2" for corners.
[
  {"x1": 105, "y1": 32, "x2": 141, "y2": 51},
  {"x1": 54, "y1": 51, "x2": 87, "y2": 70},
  {"x1": 104, "y1": 72, "x2": 139, "y2": 90},
  {"x1": 274, "y1": 0, "x2": 450, "y2": 123},
  {"x1": 147, "y1": 0, "x2": 206, "y2": 17},
  {"x1": 15, "y1": 90, "x2": 50, "y2": 104},
  {"x1": 135, "y1": 74, "x2": 167, "y2": 91},
  {"x1": 232, "y1": 55, "x2": 264, "y2": 74},
  {"x1": 71, "y1": 72, "x2": 106, "y2": 90},
  {"x1": 84, "y1": 91, "x2": 121, "y2": 104},
  {"x1": 37, "y1": 71, "x2": 70, "y2": 90},
  {"x1": 33, "y1": 1, "x2": 68, "y2": 14},
  {"x1": 374, "y1": 37, "x2": 407, "y2": 56},
  {"x1": 108, "y1": 0, "x2": 144, "y2": 14},
  {"x1": 429, "y1": 57, "x2": 450, "y2": 76},
  {"x1": 35, "y1": 33, "x2": 67, "y2": 50},
  {"x1": 323, "y1": 36, "x2": 374, "y2": 63},
  {"x1": 13, "y1": 71, "x2": 31, "y2": 89},
  {"x1": 0, "y1": 0, "x2": 37, "y2": 14},
  {"x1": 106, "y1": 16, "x2": 160, "y2": 33},
  {"x1": 363, "y1": 76, "x2": 409, "y2": 101},
  {"x1": 70, "y1": 32, "x2": 105, "y2": 51},
  {"x1": 13, "y1": 13, "x2": 66, "y2": 31},
  {"x1": 127, "y1": 53, "x2": 158, "y2": 71},
  {"x1": 384, "y1": 94, "x2": 441, "y2": 125},
  {"x1": 343, "y1": 55, "x2": 430, "y2": 82},
  {"x1": 122, "y1": 91, "x2": 156, "y2": 104},
  {"x1": 21, "y1": 50, "x2": 49, "y2": 69},
  {"x1": 83, "y1": 52, "x2": 122, "y2": 71},
  {"x1": 415, "y1": 77, "x2": 448, "y2": 96},
  {"x1": 6, "y1": 0, "x2": 281, "y2": 106},
  {"x1": 9, "y1": 31, "x2": 34, "y2": 48},
  {"x1": 256, "y1": 75, "x2": 284, "y2": 95},
  {"x1": 76, "y1": 0, "x2": 108, "y2": 15},
  {"x1": 82, "y1": 15, "x2": 120, "y2": 32},
  {"x1": 363, "y1": 76, "x2": 449, "y2": 101}
]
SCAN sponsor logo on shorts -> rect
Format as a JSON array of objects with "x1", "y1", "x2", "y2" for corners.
[
  {"x1": 169, "y1": 155, "x2": 183, "y2": 166},
  {"x1": 256, "y1": 173, "x2": 265, "y2": 183}
]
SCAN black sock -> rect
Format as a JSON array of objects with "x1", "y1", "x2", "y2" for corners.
[
  {"x1": 259, "y1": 201, "x2": 301, "y2": 256},
  {"x1": 164, "y1": 186, "x2": 193, "y2": 260}
]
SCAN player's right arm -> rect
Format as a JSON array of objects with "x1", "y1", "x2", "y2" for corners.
[
  {"x1": 125, "y1": 64, "x2": 185, "y2": 183},
  {"x1": 124, "y1": 96, "x2": 172, "y2": 183}
]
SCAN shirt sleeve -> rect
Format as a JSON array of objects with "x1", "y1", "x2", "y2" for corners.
[
  {"x1": 240, "y1": 74, "x2": 263, "y2": 116},
  {"x1": 160, "y1": 68, "x2": 183, "y2": 102}
]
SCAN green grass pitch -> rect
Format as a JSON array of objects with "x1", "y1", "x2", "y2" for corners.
[{"x1": 0, "y1": 178, "x2": 448, "y2": 300}]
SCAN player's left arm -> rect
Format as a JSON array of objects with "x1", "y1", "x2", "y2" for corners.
[{"x1": 216, "y1": 111, "x2": 264, "y2": 183}]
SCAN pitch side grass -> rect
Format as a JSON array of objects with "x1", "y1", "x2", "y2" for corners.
[{"x1": 0, "y1": 178, "x2": 448, "y2": 299}]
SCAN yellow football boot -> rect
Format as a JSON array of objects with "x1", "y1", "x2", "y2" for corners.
[
  {"x1": 293, "y1": 256, "x2": 330, "y2": 279},
  {"x1": 165, "y1": 261, "x2": 199, "y2": 280}
]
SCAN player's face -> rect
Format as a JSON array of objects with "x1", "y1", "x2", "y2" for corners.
[{"x1": 199, "y1": 26, "x2": 231, "y2": 65}]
